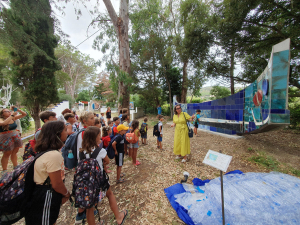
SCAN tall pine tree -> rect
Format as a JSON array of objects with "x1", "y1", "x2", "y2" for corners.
[{"x1": 1, "y1": 0, "x2": 60, "y2": 129}]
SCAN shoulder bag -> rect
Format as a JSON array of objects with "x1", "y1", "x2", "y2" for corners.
[{"x1": 183, "y1": 112, "x2": 193, "y2": 138}]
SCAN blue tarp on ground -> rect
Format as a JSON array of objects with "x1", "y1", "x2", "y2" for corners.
[{"x1": 164, "y1": 170, "x2": 243, "y2": 225}]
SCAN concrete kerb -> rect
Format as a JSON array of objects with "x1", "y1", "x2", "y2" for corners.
[{"x1": 166, "y1": 122, "x2": 244, "y2": 140}]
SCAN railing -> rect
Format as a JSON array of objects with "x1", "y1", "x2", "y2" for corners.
[{"x1": 21, "y1": 134, "x2": 34, "y2": 141}]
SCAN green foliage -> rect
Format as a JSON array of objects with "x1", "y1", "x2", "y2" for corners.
[
  {"x1": 130, "y1": 94, "x2": 156, "y2": 114},
  {"x1": 106, "y1": 101, "x2": 116, "y2": 108},
  {"x1": 161, "y1": 66, "x2": 182, "y2": 103},
  {"x1": 187, "y1": 97, "x2": 203, "y2": 103},
  {"x1": 19, "y1": 108, "x2": 31, "y2": 132},
  {"x1": 289, "y1": 87, "x2": 300, "y2": 128},
  {"x1": 76, "y1": 90, "x2": 91, "y2": 102},
  {"x1": 161, "y1": 104, "x2": 171, "y2": 116},
  {"x1": 210, "y1": 85, "x2": 231, "y2": 100},
  {"x1": 55, "y1": 44, "x2": 97, "y2": 99},
  {"x1": 58, "y1": 91, "x2": 74, "y2": 108},
  {"x1": 1, "y1": 0, "x2": 60, "y2": 129},
  {"x1": 249, "y1": 153, "x2": 280, "y2": 171}
]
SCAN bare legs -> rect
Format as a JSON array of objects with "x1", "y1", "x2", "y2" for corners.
[
  {"x1": 106, "y1": 187, "x2": 126, "y2": 225},
  {"x1": 1, "y1": 147, "x2": 19, "y2": 170},
  {"x1": 11, "y1": 147, "x2": 19, "y2": 167},
  {"x1": 132, "y1": 148, "x2": 138, "y2": 165},
  {"x1": 86, "y1": 207, "x2": 96, "y2": 225}
]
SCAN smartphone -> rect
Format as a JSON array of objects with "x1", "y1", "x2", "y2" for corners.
[{"x1": 14, "y1": 107, "x2": 18, "y2": 112}]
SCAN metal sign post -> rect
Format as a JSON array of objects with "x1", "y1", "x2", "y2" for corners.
[
  {"x1": 203, "y1": 150, "x2": 232, "y2": 225},
  {"x1": 219, "y1": 150, "x2": 225, "y2": 225}
]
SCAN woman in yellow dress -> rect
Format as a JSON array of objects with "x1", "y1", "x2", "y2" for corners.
[{"x1": 171, "y1": 105, "x2": 195, "y2": 162}]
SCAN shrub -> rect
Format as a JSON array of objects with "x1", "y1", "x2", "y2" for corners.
[
  {"x1": 162, "y1": 104, "x2": 171, "y2": 116},
  {"x1": 19, "y1": 108, "x2": 31, "y2": 132}
]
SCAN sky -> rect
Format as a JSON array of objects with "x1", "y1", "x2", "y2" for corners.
[
  {"x1": 52, "y1": 0, "x2": 119, "y2": 71},
  {"x1": 52, "y1": 0, "x2": 243, "y2": 88}
]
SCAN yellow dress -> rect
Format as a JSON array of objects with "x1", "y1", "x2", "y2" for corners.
[{"x1": 173, "y1": 112, "x2": 191, "y2": 156}]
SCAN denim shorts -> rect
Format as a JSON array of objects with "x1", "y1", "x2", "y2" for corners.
[
  {"x1": 157, "y1": 136, "x2": 162, "y2": 142},
  {"x1": 129, "y1": 141, "x2": 139, "y2": 148}
]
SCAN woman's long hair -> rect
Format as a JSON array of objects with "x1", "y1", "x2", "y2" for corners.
[
  {"x1": 35, "y1": 121, "x2": 65, "y2": 153},
  {"x1": 0, "y1": 108, "x2": 9, "y2": 131},
  {"x1": 131, "y1": 119, "x2": 139, "y2": 133},
  {"x1": 80, "y1": 126, "x2": 100, "y2": 154}
]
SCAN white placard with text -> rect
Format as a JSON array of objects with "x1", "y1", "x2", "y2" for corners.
[{"x1": 203, "y1": 150, "x2": 232, "y2": 172}]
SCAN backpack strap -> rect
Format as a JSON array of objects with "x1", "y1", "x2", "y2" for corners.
[
  {"x1": 91, "y1": 147, "x2": 102, "y2": 159},
  {"x1": 79, "y1": 151, "x2": 86, "y2": 160},
  {"x1": 79, "y1": 147, "x2": 102, "y2": 160}
]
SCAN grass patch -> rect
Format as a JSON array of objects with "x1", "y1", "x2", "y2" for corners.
[
  {"x1": 248, "y1": 152, "x2": 279, "y2": 170},
  {"x1": 290, "y1": 168, "x2": 300, "y2": 176},
  {"x1": 247, "y1": 147, "x2": 255, "y2": 152},
  {"x1": 248, "y1": 151, "x2": 300, "y2": 177}
]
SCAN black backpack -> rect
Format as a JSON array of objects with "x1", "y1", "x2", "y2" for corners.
[
  {"x1": 153, "y1": 123, "x2": 160, "y2": 137},
  {"x1": 0, "y1": 150, "x2": 54, "y2": 225},
  {"x1": 140, "y1": 123, "x2": 147, "y2": 136}
]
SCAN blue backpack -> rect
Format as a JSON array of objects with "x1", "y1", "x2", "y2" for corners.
[
  {"x1": 105, "y1": 134, "x2": 121, "y2": 159},
  {"x1": 62, "y1": 128, "x2": 85, "y2": 169}
]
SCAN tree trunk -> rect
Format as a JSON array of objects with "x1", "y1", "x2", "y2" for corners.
[
  {"x1": 230, "y1": 48, "x2": 235, "y2": 94},
  {"x1": 31, "y1": 103, "x2": 41, "y2": 130},
  {"x1": 166, "y1": 77, "x2": 173, "y2": 118},
  {"x1": 181, "y1": 61, "x2": 188, "y2": 103},
  {"x1": 103, "y1": 0, "x2": 131, "y2": 111},
  {"x1": 190, "y1": 94, "x2": 194, "y2": 103}
]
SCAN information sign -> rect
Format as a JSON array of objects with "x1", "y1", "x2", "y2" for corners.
[{"x1": 203, "y1": 150, "x2": 232, "y2": 172}]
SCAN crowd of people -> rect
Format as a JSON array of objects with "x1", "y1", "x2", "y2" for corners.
[{"x1": 0, "y1": 104, "x2": 201, "y2": 225}]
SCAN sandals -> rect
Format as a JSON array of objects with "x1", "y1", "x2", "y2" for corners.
[
  {"x1": 120, "y1": 173, "x2": 126, "y2": 178},
  {"x1": 117, "y1": 178, "x2": 126, "y2": 184},
  {"x1": 175, "y1": 156, "x2": 183, "y2": 160},
  {"x1": 118, "y1": 210, "x2": 128, "y2": 225},
  {"x1": 135, "y1": 160, "x2": 141, "y2": 166},
  {"x1": 181, "y1": 158, "x2": 187, "y2": 163}
]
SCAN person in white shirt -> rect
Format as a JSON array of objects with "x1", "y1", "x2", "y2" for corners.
[{"x1": 77, "y1": 126, "x2": 128, "y2": 225}]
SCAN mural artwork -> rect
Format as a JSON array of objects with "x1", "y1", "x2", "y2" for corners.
[{"x1": 174, "y1": 39, "x2": 290, "y2": 135}]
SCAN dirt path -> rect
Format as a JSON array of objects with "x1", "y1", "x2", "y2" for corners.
[{"x1": 4, "y1": 115, "x2": 300, "y2": 224}]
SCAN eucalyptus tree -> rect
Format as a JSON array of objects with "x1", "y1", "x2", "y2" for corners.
[{"x1": 55, "y1": 43, "x2": 97, "y2": 100}]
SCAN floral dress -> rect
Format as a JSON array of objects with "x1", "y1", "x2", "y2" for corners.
[{"x1": 173, "y1": 112, "x2": 191, "y2": 156}]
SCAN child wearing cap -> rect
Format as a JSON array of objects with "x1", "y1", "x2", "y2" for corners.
[{"x1": 112, "y1": 124, "x2": 128, "y2": 183}]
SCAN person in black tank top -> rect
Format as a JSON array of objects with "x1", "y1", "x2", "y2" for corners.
[{"x1": 106, "y1": 106, "x2": 112, "y2": 123}]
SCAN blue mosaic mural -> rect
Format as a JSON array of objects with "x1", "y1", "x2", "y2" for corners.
[{"x1": 174, "y1": 39, "x2": 290, "y2": 135}]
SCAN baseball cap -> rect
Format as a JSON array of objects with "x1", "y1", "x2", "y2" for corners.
[{"x1": 117, "y1": 124, "x2": 129, "y2": 132}]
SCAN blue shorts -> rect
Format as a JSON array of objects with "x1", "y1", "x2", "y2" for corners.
[
  {"x1": 157, "y1": 136, "x2": 162, "y2": 142},
  {"x1": 141, "y1": 133, "x2": 147, "y2": 139},
  {"x1": 129, "y1": 142, "x2": 139, "y2": 148}
]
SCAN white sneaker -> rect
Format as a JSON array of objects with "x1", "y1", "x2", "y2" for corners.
[{"x1": 175, "y1": 155, "x2": 183, "y2": 159}]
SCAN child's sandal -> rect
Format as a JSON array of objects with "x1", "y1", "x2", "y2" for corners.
[{"x1": 117, "y1": 178, "x2": 126, "y2": 184}]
